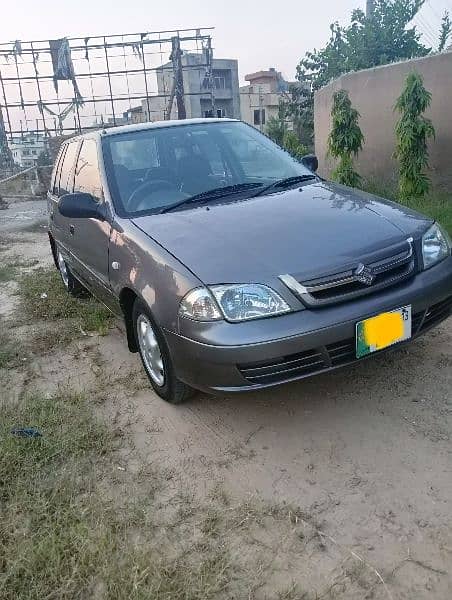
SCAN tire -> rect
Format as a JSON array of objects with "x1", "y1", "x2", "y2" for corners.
[
  {"x1": 56, "y1": 248, "x2": 89, "y2": 298},
  {"x1": 132, "y1": 298, "x2": 194, "y2": 404}
]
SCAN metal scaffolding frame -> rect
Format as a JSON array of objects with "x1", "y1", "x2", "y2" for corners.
[{"x1": 0, "y1": 27, "x2": 215, "y2": 144}]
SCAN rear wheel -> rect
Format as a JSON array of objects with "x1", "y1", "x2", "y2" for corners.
[
  {"x1": 132, "y1": 299, "x2": 194, "y2": 404},
  {"x1": 56, "y1": 249, "x2": 88, "y2": 297}
]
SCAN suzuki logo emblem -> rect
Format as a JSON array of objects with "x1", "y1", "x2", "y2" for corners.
[{"x1": 355, "y1": 263, "x2": 375, "y2": 286}]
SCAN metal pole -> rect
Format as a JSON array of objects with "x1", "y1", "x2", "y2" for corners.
[
  {"x1": 171, "y1": 36, "x2": 186, "y2": 120},
  {"x1": 141, "y1": 39, "x2": 151, "y2": 122},
  {"x1": 206, "y1": 37, "x2": 215, "y2": 117},
  {"x1": 103, "y1": 36, "x2": 116, "y2": 125},
  {"x1": 75, "y1": 101, "x2": 82, "y2": 133},
  {"x1": 366, "y1": 0, "x2": 374, "y2": 17},
  {"x1": 259, "y1": 86, "x2": 264, "y2": 132},
  {"x1": 0, "y1": 70, "x2": 13, "y2": 141},
  {"x1": 30, "y1": 41, "x2": 48, "y2": 135}
]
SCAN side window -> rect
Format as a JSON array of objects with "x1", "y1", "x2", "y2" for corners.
[
  {"x1": 58, "y1": 141, "x2": 79, "y2": 196},
  {"x1": 74, "y1": 139, "x2": 103, "y2": 201},
  {"x1": 51, "y1": 145, "x2": 66, "y2": 194}
]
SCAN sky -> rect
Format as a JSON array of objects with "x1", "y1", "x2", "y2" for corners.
[
  {"x1": 0, "y1": 0, "x2": 449, "y2": 134},
  {"x1": 0, "y1": 0, "x2": 449, "y2": 84}
]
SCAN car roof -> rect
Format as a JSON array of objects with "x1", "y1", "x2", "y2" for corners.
[{"x1": 68, "y1": 118, "x2": 240, "y2": 143}]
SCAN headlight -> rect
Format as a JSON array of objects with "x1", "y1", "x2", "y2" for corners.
[
  {"x1": 179, "y1": 288, "x2": 222, "y2": 321},
  {"x1": 210, "y1": 284, "x2": 290, "y2": 322},
  {"x1": 422, "y1": 223, "x2": 451, "y2": 269}
]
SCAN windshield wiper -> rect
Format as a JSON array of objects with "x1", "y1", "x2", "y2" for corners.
[
  {"x1": 249, "y1": 175, "x2": 317, "y2": 199},
  {"x1": 159, "y1": 183, "x2": 264, "y2": 214}
]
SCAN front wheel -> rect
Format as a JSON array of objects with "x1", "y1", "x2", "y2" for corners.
[{"x1": 132, "y1": 299, "x2": 194, "y2": 404}]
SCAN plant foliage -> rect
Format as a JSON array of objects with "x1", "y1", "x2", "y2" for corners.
[
  {"x1": 394, "y1": 71, "x2": 435, "y2": 200},
  {"x1": 266, "y1": 104, "x2": 308, "y2": 160},
  {"x1": 438, "y1": 10, "x2": 452, "y2": 52},
  {"x1": 291, "y1": 1, "x2": 430, "y2": 138},
  {"x1": 297, "y1": 1, "x2": 429, "y2": 91},
  {"x1": 327, "y1": 90, "x2": 364, "y2": 187}
]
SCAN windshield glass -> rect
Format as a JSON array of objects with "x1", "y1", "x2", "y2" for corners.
[{"x1": 102, "y1": 121, "x2": 313, "y2": 216}]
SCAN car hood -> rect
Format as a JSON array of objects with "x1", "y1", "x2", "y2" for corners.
[{"x1": 132, "y1": 181, "x2": 432, "y2": 284}]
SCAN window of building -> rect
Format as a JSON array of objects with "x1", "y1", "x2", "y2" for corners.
[
  {"x1": 22, "y1": 149, "x2": 30, "y2": 156},
  {"x1": 58, "y1": 141, "x2": 80, "y2": 195},
  {"x1": 74, "y1": 139, "x2": 103, "y2": 200},
  {"x1": 212, "y1": 69, "x2": 231, "y2": 90},
  {"x1": 253, "y1": 109, "x2": 266, "y2": 126}
]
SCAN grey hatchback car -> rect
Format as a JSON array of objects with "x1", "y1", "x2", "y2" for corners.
[{"x1": 48, "y1": 118, "x2": 452, "y2": 403}]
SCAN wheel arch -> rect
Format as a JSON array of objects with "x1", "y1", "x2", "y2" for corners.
[
  {"x1": 48, "y1": 231, "x2": 59, "y2": 269},
  {"x1": 119, "y1": 287, "x2": 140, "y2": 352}
]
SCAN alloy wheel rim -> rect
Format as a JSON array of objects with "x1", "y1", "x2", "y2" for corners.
[
  {"x1": 57, "y1": 251, "x2": 69, "y2": 288},
  {"x1": 137, "y1": 314, "x2": 165, "y2": 387}
]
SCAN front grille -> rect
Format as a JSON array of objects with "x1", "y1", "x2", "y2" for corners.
[
  {"x1": 238, "y1": 296, "x2": 452, "y2": 386},
  {"x1": 281, "y1": 239, "x2": 416, "y2": 308},
  {"x1": 238, "y1": 338, "x2": 356, "y2": 385},
  {"x1": 418, "y1": 295, "x2": 452, "y2": 332}
]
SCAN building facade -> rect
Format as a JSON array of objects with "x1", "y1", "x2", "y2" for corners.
[
  {"x1": 10, "y1": 133, "x2": 46, "y2": 168},
  {"x1": 130, "y1": 52, "x2": 241, "y2": 122},
  {"x1": 240, "y1": 68, "x2": 295, "y2": 131}
]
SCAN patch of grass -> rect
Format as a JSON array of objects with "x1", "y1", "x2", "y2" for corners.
[
  {"x1": 0, "y1": 326, "x2": 25, "y2": 369},
  {"x1": 361, "y1": 180, "x2": 452, "y2": 235},
  {"x1": 0, "y1": 264, "x2": 17, "y2": 282},
  {"x1": 16, "y1": 267, "x2": 114, "y2": 351},
  {"x1": 0, "y1": 391, "x2": 232, "y2": 600},
  {"x1": 0, "y1": 256, "x2": 38, "y2": 283}
]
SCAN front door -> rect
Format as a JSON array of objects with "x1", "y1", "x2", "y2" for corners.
[{"x1": 65, "y1": 137, "x2": 114, "y2": 308}]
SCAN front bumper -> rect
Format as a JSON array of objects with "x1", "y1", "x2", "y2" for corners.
[{"x1": 164, "y1": 256, "x2": 452, "y2": 394}]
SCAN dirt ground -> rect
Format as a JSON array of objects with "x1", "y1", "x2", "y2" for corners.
[{"x1": 1, "y1": 200, "x2": 452, "y2": 599}]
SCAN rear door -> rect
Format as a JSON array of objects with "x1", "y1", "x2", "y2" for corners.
[
  {"x1": 66, "y1": 137, "x2": 114, "y2": 307},
  {"x1": 48, "y1": 140, "x2": 80, "y2": 253}
]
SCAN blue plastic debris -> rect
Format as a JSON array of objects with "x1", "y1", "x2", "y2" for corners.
[{"x1": 11, "y1": 428, "x2": 42, "y2": 438}]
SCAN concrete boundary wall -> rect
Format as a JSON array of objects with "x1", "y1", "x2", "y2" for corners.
[{"x1": 314, "y1": 51, "x2": 452, "y2": 190}]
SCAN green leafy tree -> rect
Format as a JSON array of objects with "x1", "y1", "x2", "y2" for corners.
[
  {"x1": 438, "y1": 10, "x2": 452, "y2": 52},
  {"x1": 293, "y1": 1, "x2": 430, "y2": 136},
  {"x1": 266, "y1": 104, "x2": 308, "y2": 161},
  {"x1": 394, "y1": 71, "x2": 435, "y2": 200},
  {"x1": 327, "y1": 90, "x2": 364, "y2": 187},
  {"x1": 281, "y1": 131, "x2": 308, "y2": 161},
  {"x1": 297, "y1": 1, "x2": 429, "y2": 90},
  {"x1": 265, "y1": 103, "x2": 288, "y2": 147}
]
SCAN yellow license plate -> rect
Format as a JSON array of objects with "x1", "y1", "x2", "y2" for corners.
[{"x1": 356, "y1": 306, "x2": 412, "y2": 358}]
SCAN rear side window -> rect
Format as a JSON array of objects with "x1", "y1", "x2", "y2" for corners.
[
  {"x1": 74, "y1": 139, "x2": 103, "y2": 201},
  {"x1": 58, "y1": 141, "x2": 80, "y2": 195},
  {"x1": 51, "y1": 146, "x2": 66, "y2": 194}
]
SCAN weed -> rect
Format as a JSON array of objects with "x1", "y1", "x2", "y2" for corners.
[
  {"x1": 0, "y1": 391, "x2": 232, "y2": 600},
  {"x1": 0, "y1": 326, "x2": 25, "y2": 369},
  {"x1": 15, "y1": 267, "x2": 114, "y2": 352},
  {"x1": 0, "y1": 256, "x2": 38, "y2": 283}
]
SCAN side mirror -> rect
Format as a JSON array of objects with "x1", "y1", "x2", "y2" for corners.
[
  {"x1": 58, "y1": 193, "x2": 105, "y2": 221},
  {"x1": 301, "y1": 154, "x2": 319, "y2": 173}
]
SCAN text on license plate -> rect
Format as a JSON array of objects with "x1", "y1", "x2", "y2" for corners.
[{"x1": 356, "y1": 305, "x2": 412, "y2": 358}]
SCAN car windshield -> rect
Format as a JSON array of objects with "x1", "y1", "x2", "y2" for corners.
[{"x1": 102, "y1": 121, "x2": 314, "y2": 217}]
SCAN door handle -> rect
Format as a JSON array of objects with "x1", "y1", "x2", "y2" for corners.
[{"x1": 69, "y1": 224, "x2": 75, "y2": 235}]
